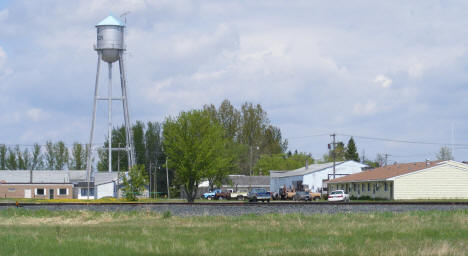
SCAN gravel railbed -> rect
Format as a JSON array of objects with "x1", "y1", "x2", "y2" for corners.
[{"x1": 1, "y1": 203, "x2": 468, "y2": 216}]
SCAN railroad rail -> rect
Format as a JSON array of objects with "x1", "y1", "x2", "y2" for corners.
[{"x1": 1, "y1": 201, "x2": 468, "y2": 206}]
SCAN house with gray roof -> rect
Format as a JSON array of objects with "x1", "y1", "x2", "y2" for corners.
[
  {"x1": 269, "y1": 160, "x2": 367, "y2": 194},
  {"x1": 0, "y1": 170, "x2": 123, "y2": 199}
]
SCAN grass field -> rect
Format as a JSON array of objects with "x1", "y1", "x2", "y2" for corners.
[{"x1": 0, "y1": 209, "x2": 467, "y2": 256}]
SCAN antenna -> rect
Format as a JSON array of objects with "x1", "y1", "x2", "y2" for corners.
[
  {"x1": 120, "y1": 11, "x2": 131, "y2": 25},
  {"x1": 451, "y1": 122, "x2": 455, "y2": 160}
]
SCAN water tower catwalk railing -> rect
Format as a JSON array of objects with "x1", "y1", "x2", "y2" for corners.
[{"x1": 85, "y1": 16, "x2": 136, "y2": 199}]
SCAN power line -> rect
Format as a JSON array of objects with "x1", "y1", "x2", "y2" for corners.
[
  {"x1": 287, "y1": 133, "x2": 330, "y2": 140},
  {"x1": 335, "y1": 133, "x2": 468, "y2": 147}
]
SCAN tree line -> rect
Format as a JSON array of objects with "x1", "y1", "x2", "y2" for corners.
[{"x1": 0, "y1": 142, "x2": 87, "y2": 170}]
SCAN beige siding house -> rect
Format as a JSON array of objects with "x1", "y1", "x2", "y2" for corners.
[{"x1": 328, "y1": 161, "x2": 468, "y2": 200}]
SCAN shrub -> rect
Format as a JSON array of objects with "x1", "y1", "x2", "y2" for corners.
[{"x1": 163, "y1": 211, "x2": 172, "y2": 219}]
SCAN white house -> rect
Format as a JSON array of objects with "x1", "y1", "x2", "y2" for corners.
[
  {"x1": 269, "y1": 161, "x2": 368, "y2": 193},
  {"x1": 76, "y1": 172, "x2": 123, "y2": 199},
  {"x1": 328, "y1": 160, "x2": 468, "y2": 200}
]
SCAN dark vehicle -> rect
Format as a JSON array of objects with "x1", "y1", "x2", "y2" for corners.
[
  {"x1": 214, "y1": 190, "x2": 231, "y2": 200},
  {"x1": 247, "y1": 188, "x2": 271, "y2": 202},
  {"x1": 293, "y1": 191, "x2": 311, "y2": 201}
]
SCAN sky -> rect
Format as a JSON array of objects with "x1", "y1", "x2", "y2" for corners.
[{"x1": 1, "y1": 0, "x2": 468, "y2": 163}]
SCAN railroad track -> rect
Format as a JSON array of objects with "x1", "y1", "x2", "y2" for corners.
[{"x1": 2, "y1": 201, "x2": 468, "y2": 206}]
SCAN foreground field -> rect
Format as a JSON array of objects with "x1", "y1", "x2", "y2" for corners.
[{"x1": 0, "y1": 209, "x2": 467, "y2": 256}]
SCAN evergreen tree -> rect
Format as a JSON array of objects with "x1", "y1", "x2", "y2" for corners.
[
  {"x1": 70, "y1": 143, "x2": 87, "y2": 170},
  {"x1": 0, "y1": 145, "x2": 6, "y2": 170},
  {"x1": 133, "y1": 121, "x2": 146, "y2": 166},
  {"x1": 45, "y1": 141, "x2": 55, "y2": 169},
  {"x1": 6, "y1": 147, "x2": 17, "y2": 170},
  {"x1": 31, "y1": 143, "x2": 43, "y2": 170},
  {"x1": 54, "y1": 141, "x2": 69, "y2": 170},
  {"x1": 345, "y1": 137, "x2": 360, "y2": 161}
]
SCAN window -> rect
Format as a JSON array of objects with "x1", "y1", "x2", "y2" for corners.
[
  {"x1": 36, "y1": 188, "x2": 45, "y2": 195},
  {"x1": 353, "y1": 184, "x2": 356, "y2": 191},
  {"x1": 362, "y1": 184, "x2": 365, "y2": 191},
  {"x1": 384, "y1": 182, "x2": 388, "y2": 191},
  {"x1": 367, "y1": 183, "x2": 370, "y2": 192},
  {"x1": 81, "y1": 188, "x2": 94, "y2": 196},
  {"x1": 8, "y1": 188, "x2": 15, "y2": 192},
  {"x1": 58, "y1": 188, "x2": 67, "y2": 195},
  {"x1": 376, "y1": 183, "x2": 380, "y2": 191}
]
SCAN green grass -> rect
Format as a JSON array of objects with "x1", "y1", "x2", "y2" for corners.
[{"x1": 0, "y1": 209, "x2": 467, "y2": 255}]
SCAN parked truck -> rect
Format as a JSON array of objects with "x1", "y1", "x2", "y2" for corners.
[
  {"x1": 202, "y1": 189, "x2": 222, "y2": 200},
  {"x1": 247, "y1": 188, "x2": 271, "y2": 202},
  {"x1": 230, "y1": 190, "x2": 248, "y2": 200},
  {"x1": 214, "y1": 190, "x2": 231, "y2": 200}
]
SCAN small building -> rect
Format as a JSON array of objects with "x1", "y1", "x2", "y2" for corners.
[
  {"x1": 0, "y1": 171, "x2": 74, "y2": 199},
  {"x1": 269, "y1": 161, "x2": 367, "y2": 194},
  {"x1": 0, "y1": 170, "x2": 124, "y2": 199},
  {"x1": 327, "y1": 160, "x2": 468, "y2": 200}
]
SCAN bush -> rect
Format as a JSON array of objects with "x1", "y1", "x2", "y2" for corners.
[{"x1": 162, "y1": 211, "x2": 172, "y2": 219}]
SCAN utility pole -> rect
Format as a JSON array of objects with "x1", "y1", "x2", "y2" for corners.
[
  {"x1": 166, "y1": 157, "x2": 170, "y2": 199},
  {"x1": 330, "y1": 133, "x2": 336, "y2": 179},
  {"x1": 249, "y1": 144, "x2": 253, "y2": 176},
  {"x1": 153, "y1": 150, "x2": 159, "y2": 199},
  {"x1": 117, "y1": 143, "x2": 121, "y2": 172},
  {"x1": 384, "y1": 153, "x2": 391, "y2": 166},
  {"x1": 149, "y1": 162, "x2": 152, "y2": 198}
]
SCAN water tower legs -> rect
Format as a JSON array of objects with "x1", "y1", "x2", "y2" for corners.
[
  {"x1": 118, "y1": 52, "x2": 135, "y2": 170},
  {"x1": 107, "y1": 62, "x2": 112, "y2": 173},
  {"x1": 86, "y1": 52, "x2": 102, "y2": 199}
]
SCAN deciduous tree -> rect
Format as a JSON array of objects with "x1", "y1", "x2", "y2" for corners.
[
  {"x1": 163, "y1": 109, "x2": 233, "y2": 203},
  {"x1": 436, "y1": 146, "x2": 453, "y2": 161},
  {"x1": 122, "y1": 165, "x2": 148, "y2": 201}
]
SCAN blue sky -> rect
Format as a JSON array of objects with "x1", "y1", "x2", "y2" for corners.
[{"x1": 1, "y1": 0, "x2": 468, "y2": 163}]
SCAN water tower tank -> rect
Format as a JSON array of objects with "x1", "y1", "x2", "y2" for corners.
[{"x1": 95, "y1": 15, "x2": 125, "y2": 63}]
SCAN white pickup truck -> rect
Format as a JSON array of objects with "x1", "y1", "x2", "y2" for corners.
[{"x1": 230, "y1": 190, "x2": 248, "y2": 200}]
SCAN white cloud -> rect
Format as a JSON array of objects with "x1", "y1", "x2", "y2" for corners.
[
  {"x1": 353, "y1": 101, "x2": 377, "y2": 116},
  {"x1": 26, "y1": 108, "x2": 49, "y2": 122},
  {"x1": 0, "y1": 9, "x2": 8, "y2": 21},
  {"x1": 374, "y1": 75, "x2": 392, "y2": 88},
  {"x1": 1, "y1": 1, "x2": 468, "y2": 161},
  {"x1": 0, "y1": 46, "x2": 6, "y2": 68}
]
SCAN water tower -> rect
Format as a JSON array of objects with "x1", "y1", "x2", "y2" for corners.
[{"x1": 86, "y1": 15, "x2": 136, "y2": 180}]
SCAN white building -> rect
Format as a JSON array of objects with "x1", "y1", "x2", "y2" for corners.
[
  {"x1": 269, "y1": 161, "x2": 367, "y2": 193},
  {"x1": 328, "y1": 160, "x2": 468, "y2": 200},
  {"x1": 76, "y1": 172, "x2": 123, "y2": 199}
]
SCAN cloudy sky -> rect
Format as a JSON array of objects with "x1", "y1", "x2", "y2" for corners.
[{"x1": 1, "y1": 0, "x2": 468, "y2": 162}]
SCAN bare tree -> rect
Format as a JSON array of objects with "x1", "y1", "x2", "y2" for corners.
[{"x1": 436, "y1": 146, "x2": 453, "y2": 161}]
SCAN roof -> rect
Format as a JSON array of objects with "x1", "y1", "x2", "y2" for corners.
[
  {"x1": 96, "y1": 15, "x2": 125, "y2": 27},
  {"x1": 76, "y1": 182, "x2": 94, "y2": 187},
  {"x1": 328, "y1": 161, "x2": 443, "y2": 183},
  {"x1": 228, "y1": 175, "x2": 270, "y2": 186},
  {"x1": 270, "y1": 162, "x2": 346, "y2": 178},
  {"x1": 94, "y1": 172, "x2": 119, "y2": 185},
  {"x1": 0, "y1": 170, "x2": 119, "y2": 185},
  {"x1": 0, "y1": 171, "x2": 70, "y2": 183}
]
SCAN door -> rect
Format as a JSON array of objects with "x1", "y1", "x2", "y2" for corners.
[
  {"x1": 390, "y1": 183, "x2": 394, "y2": 200},
  {"x1": 49, "y1": 189, "x2": 54, "y2": 199},
  {"x1": 24, "y1": 189, "x2": 32, "y2": 198}
]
